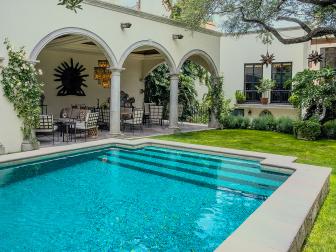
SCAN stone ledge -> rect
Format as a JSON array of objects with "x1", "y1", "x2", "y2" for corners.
[{"x1": 236, "y1": 103, "x2": 296, "y2": 110}]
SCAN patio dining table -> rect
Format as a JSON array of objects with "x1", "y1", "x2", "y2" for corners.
[{"x1": 54, "y1": 118, "x2": 77, "y2": 143}]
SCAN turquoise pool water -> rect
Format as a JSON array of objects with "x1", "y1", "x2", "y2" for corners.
[{"x1": 0, "y1": 145, "x2": 289, "y2": 251}]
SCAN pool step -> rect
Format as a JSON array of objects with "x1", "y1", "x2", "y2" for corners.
[
  {"x1": 115, "y1": 148, "x2": 287, "y2": 182},
  {"x1": 99, "y1": 153, "x2": 275, "y2": 198},
  {"x1": 106, "y1": 150, "x2": 282, "y2": 188},
  {"x1": 143, "y1": 146, "x2": 260, "y2": 168}
]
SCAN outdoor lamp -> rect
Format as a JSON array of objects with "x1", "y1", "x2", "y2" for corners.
[{"x1": 172, "y1": 34, "x2": 184, "y2": 40}]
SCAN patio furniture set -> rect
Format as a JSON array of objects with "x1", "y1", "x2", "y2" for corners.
[{"x1": 35, "y1": 103, "x2": 170, "y2": 144}]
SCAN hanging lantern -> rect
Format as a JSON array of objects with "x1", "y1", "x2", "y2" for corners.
[
  {"x1": 94, "y1": 60, "x2": 111, "y2": 88},
  {"x1": 308, "y1": 50, "x2": 323, "y2": 65},
  {"x1": 260, "y1": 51, "x2": 275, "y2": 67}
]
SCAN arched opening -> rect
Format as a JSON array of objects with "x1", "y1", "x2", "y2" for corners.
[
  {"x1": 118, "y1": 40, "x2": 176, "y2": 72},
  {"x1": 33, "y1": 30, "x2": 117, "y2": 141},
  {"x1": 30, "y1": 27, "x2": 117, "y2": 66},
  {"x1": 177, "y1": 50, "x2": 219, "y2": 77},
  {"x1": 142, "y1": 58, "x2": 214, "y2": 126},
  {"x1": 260, "y1": 109, "x2": 273, "y2": 117},
  {"x1": 168, "y1": 50, "x2": 220, "y2": 126},
  {"x1": 117, "y1": 41, "x2": 177, "y2": 128}
]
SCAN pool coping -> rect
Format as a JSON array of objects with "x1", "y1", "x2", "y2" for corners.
[{"x1": 0, "y1": 138, "x2": 331, "y2": 252}]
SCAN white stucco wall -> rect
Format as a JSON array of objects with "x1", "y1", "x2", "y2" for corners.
[
  {"x1": 220, "y1": 28, "x2": 309, "y2": 102},
  {"x1": 0, "y1": 0, "x2": 221, "y2": 69},
  {"x1": 0, "y1": 87, "x2": 23, "y2": 153}
]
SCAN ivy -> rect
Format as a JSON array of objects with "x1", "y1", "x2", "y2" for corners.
[
  {"x1": 0, "y1": 40, "x2": 43, "y2": 142},
  {"x1": 202, "y1": 76, "x2": 231, "y2": 121},
  {"x1": 58, "y1": 0, "x2": 83, "y2": 12}
]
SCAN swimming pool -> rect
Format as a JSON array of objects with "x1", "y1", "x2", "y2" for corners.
[{"x1": 0, "y1": 145, "x2": 290, "y2": 251}]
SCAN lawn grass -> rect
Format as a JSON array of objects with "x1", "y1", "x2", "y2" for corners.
[{"x1": 153, "y1": 129, "x2": 336, "y2": 252}]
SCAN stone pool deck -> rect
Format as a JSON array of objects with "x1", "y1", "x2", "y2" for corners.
[{"x1": 0, "y1": 138, "x2": 331, "y2": 252}]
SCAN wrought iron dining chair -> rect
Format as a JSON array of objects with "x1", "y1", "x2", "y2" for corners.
[
  {"x1": 178, "y1": 104, "x2": 184, "y2": 126},
  {"x1": 149, "y1": 105, "x2": 164, "y2": 126},
  {"x1": 35, "y1": 115, "x2": 58, "y2": 144},
  {"x1": 76, "y1": 112, "x2": 99, "y2": 141},
  {"x1": 143, "y1": 102, "x2": 155, "y2": 125},
  {"x1": 122, "y1": 108, "x2": 144, "y2": 134}
]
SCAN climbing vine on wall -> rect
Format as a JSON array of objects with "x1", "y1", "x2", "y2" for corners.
[
  {"x1": 0, "y1": 39, "x2": 43, "y2": 142},
  {"x1": 202, "y1": 76, "x2": 231, "y2": 121}
]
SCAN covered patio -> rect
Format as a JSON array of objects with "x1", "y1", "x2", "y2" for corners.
[{"x1": 32, "y1": 30, "x2": 218, "y2": 146}]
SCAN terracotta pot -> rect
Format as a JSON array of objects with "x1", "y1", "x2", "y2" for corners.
[{"x1": 260, "y1": 97, "x2": 268, "y2": 105}]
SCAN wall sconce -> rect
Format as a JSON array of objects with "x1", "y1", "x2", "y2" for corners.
[
  {"x1": 172, "y1": 34, "x2": 184, "y2": 40},
  {"x1": 121, "y1": 22, "x2": 132, "y2": 29}
]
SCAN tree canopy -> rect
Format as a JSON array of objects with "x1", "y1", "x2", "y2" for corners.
[
  {"x1": 172, "y1": 0, "x2": 336, "y2": 44},
  {"x1": 288, "y1": 67, "x2": 336, "y2": 122}
]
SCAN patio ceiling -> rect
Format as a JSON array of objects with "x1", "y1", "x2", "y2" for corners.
[{"x1": 45, "y1": 34, "x2": 163, "y2": 60}]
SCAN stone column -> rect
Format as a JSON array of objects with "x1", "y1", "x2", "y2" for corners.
[
  {"x1": 109, "y1": 68, "x2": 124, "y2": 135},
  {"x1": 169, "y1": 73, "x2": 179, "y2": 129}
]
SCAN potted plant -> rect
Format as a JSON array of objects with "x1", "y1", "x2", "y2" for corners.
[
  {"x1": 256, "y1": 78, "x2": 276, "y2": 104},
  {"x1": 235, "y1": 90, "x2": 246, "y2": 104}
]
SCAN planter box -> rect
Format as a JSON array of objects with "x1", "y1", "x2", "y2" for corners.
[{"x1": 21, "y1": 141, "x2": 40, "y2": 152}]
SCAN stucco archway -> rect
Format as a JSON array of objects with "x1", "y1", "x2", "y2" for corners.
[
  {"x1": 177, "y1": 49, "x2": 219, "y2": 77},
  {"x1": 29, "y1": 27, "x2": 118, "y2": 67},
  {"x1": 118, "y1": 40, "x2": 176, "y2": 74}
]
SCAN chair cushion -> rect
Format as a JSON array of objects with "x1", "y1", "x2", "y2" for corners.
[
  {"x1": 76, "y1": 121, "x2": 86, "y2": 129},
  {"x1": 124, "y1": 119, "x2": 142, "y2": 125},
  {"x1": 70, "y1": 109, "x2": 80, "y2": 119},
  {"x1": 79, "y1": 109, "x2": 90, "y2": 121},
  {"x1": 35, "y1": 125, "x2": 58, "y2": 133}
]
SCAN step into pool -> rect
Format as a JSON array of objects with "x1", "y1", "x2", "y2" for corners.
[{"x1": 0, "y1": 145, "x2": 290, "y2": 251}]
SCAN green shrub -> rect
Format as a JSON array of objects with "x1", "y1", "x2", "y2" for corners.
[
  {"x1": 237, "y1": 116, "x2": 250, "y2": 129},
  {"x1": 322, "y1": 120, "x2": 336, "y2": 139},
  {"x1": 276, "y1": 117, "x2": 294, "y2": 134},
  {"x1": 220, "y1": 115, "x2": 237, "y2": 129},
  {"x1": 220, "y1": 115, "x2": 250, "y2": 129},
  {"x1": 251, "y1": 115, "x2": 276, "y2": 131},
  {"x1": 293, "y1": 120, "x2": 321, "y2": 140}
]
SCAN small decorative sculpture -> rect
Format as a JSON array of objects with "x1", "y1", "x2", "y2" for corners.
[
  {"x1": 260, "y1": 51, "x2": 275, "y2": 67},
  {"x1": 54, "y1": 58, "x2": 88, "y2": 96},
  {"x1": 308, "y1": 50, "x2": 323, "y2": 65}
]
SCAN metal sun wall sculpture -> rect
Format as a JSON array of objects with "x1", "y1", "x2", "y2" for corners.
[
  {"x1": 260, "y1": 51, "x2": 275, "y2": 67},
  {"x1": 308, "y1": 50, "x2": 324, "y2": 65},
  {"x1": 54, "y1": 58, "x2": 89, "y2": 96}
]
